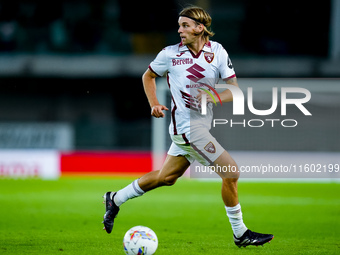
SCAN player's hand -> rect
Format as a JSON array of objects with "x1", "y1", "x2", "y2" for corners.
[
  {"x1": 195, "y1": 89, "x2": 214, "y2": 103},
  {"x1": 151, "y1": 105, "x2": 169, "y2": 118}
]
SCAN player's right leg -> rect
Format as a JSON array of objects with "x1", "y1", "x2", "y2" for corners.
[
  {"x1": 102, "y1": 154, "x2": 190, "y2": 233},
  {"x1": 138, "y1": 154, "x2": 190, "y2": 191}
]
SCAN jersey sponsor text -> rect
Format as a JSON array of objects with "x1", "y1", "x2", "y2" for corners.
[{"x1": 172, "y1": 58, "x2": 193, "y2": 66}]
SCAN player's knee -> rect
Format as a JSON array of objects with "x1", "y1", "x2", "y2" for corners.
[
  {"x1": 222, "y1": 176, "x2": 239, "y2": 185},
  {"x1": 222, "y1": 167, "x2": 240, "y2": 180},
  {"x1": 230, "y1": 168, "x2": 240, "y2": 179},
  {"x1": 215, "y1": 164, "x2": 240, "y2": 179}
]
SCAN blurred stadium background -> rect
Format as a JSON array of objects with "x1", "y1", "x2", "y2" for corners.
[{"x1": 0, "y1": 0, "x2": 339, "y2": 179}]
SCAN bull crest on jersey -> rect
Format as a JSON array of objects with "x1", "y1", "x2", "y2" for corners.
[{"x1": 204, "y1": 52, "x2": 214, "y2": 63}]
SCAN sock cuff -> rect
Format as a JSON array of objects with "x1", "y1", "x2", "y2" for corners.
[
  {"x1": 225, "y1": 203, "x2": 241, "y2": 214},
  {"x1": 132, "y1": 179, "x2": 145, "y2": 195}
]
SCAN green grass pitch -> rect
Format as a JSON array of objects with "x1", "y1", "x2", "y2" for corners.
[{"x1": 0, "y1": 177, "x2": 339, "y2": 254}]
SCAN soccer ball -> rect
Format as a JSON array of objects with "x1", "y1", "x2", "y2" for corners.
[{"x1": 123, "y1": 226, "x2": 158, "y2": 255}]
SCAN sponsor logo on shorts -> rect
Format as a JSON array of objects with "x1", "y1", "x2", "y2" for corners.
[{"x1": 204, "y1": 142, "x2": 216, "y2": 153}]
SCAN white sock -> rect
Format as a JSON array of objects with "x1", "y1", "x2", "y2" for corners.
[
  {"x1": 225, "y1": 203, "x2": 248, "y2": 238},
  {"x1": 113, "y1": 179, "x2": 145, "y2": 207}
]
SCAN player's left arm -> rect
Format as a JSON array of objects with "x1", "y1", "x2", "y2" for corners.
[
  {"x1": 218, "y1": 76, "x2": 239, "y2": 103},
  {"x1": 196, "y1": 76, "x2": 239, "y2": 104}
]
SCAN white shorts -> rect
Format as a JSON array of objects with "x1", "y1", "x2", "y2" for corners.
[{"x1": 167, "y1": 127, "x2": 224, "y2": 166}]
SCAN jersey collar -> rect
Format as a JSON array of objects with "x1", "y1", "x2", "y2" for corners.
[{"x1": 178, "y1": 41, "x2": 212, "y2": 53}]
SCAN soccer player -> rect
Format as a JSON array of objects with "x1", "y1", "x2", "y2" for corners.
[{"x1": 103, "y1": 6, "x2": 274, "y2": 248}]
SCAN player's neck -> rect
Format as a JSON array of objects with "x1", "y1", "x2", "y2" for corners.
[{"x1": 187, "y1": 37, "x2": 208, "y2": 55}]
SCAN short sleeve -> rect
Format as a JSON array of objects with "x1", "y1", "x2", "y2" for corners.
[
  {"x1": 149, "y1": 48, "x2": 168, "y2": 77},
  {"x1": 218, "y1": 47, "x2": 236, "y2": 79}
]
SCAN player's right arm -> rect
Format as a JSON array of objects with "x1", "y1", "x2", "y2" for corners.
[{"x1": 142, "y1": 68, "x2": 169, "y2": 118}]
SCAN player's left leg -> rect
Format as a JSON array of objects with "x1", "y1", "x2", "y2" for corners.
[
  {"x1": 213, "y1": 150, "x2": 240, "y2": 206},
  {"x1": 213, "y1": 150, "x2": 274, "y2": 247},
  {"x1": 213, "y1": 151, "x2": 246, "y2": 236}
]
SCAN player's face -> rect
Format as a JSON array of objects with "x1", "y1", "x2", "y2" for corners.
[{"x1": 178, "y1": 17, "x2": 201, "y2": 45}]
